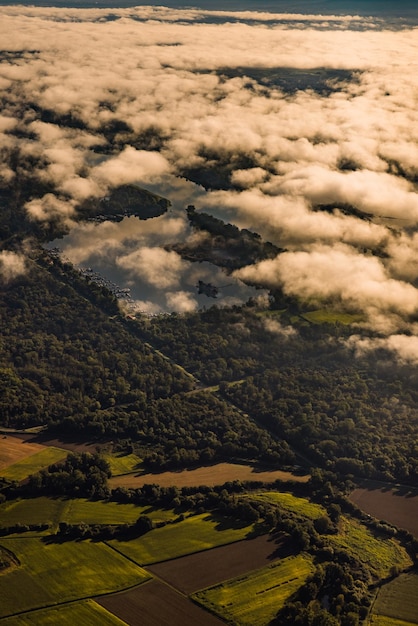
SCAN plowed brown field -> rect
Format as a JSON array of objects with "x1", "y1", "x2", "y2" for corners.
[
  {"x1": 0, "y1": 435, "x2": 46, "y2": 470},
  {"x1": 97, "y1": 580, "x2": 224, "y2": 626},
  {"x1": 350, "y1": 485, "x2": 418, "y2": 538},
  {"x1": 148, "y1": 532, "x2": 291, "y2": 594}
]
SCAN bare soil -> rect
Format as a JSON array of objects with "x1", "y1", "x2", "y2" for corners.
[
  {"x1": 0, "y1": 435, "x2": 46, "y2": 471},
  {"x1": 96, "y1": 580, "x2": 224, "y2": 626},
  {"x1": 350, "y1": 484, "x2": 418, "y2": 538},
  {"x1": 109, "y1": 462, "x2": 309, "y2": 489},
  {"x1": 25, "y1": 435, "x2": 101, "y2": 454},
  {"x1": 148, "y1": 532, "x2": 291, "y2": 594}
]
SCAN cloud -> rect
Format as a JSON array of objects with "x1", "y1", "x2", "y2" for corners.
[
  {"x1": 235, "y1": 244, "x2": 418, "y2": 331},
  {"x1": 25, "y1": 194, "x2": 76, "y2": 224},
  {"x1": 1, "y1": 5, "x2": 418, "y2": 328},
  {"x1": 166, "y1": 290, "x2": 198, "y2": 313},
  {"x1": 263, "y1": 316, "x2": 297, "y2": 338},
  {"x1": 91, "y1": 147, "x2": 170, "y2": 188},
  {"x1": 346, "y1": 334, "x2": 418, "y2": 365},
  {"x1": 202, "y1": 189, "x2": 388, "y2": 249},
  {"x1": 0, "y1": 251, "x2": 26, "y2": 283},
  {"x1": 116, "y1": 246, "x2": 188, "y2": 289}
]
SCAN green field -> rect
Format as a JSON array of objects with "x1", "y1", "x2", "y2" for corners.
[
  {"x1": 0, "y1": 448, "x2": 67, "y2": 482},
  {"x1": 104, "y1": 452, "x2": 142, "y2": 476},
  {"x1": 0, "y1": 497, "x2": 176, "y2": 532},
  {"x1": 300, "y1": 310, "x2": 363, "y2": 325},
  {"x1": 330, "y1": 518, "x2": 413, "y2": 579},
  {"x1": 0, "y1": 537, "x2": 150, "y2": 618},
  {"x1": 193, "y1": 554, "x2": 314, "y2": 626},
  {"x1": 252, "y1": 491, "x2": 326, "y2": 519},
  {"x1": 109, "y1": 512, "x2": 254, "y2": 565},
  {"x1": 0, "y1": 497, "x2": 65, "y2": 531},
  {"x1": 0, "y1": 600, "x2": 127, "y2": 626},
  {"x1": 371, "y1": 573, "x2": 418, "y2": 625},
  {"x1": 369, "y1": 618, "x2": 417, "y2": 626},
  {"x1": 62, "y1": 498, "x2": 176, "y2": 525}
]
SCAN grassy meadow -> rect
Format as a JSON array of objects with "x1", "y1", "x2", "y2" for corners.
[
  {"x1": 330, "y1": 518, "x2": 413, "y2": 579},
  {"x1": 252, "y1": 491, "x2": 326, "y2": 519},
  {"x1": 0, "y1": 537, "x2": 150, "y2": 618},
  {"x1": 104, "y1": 452, "x2": 142, "y2": 476},
  {"x1": 109, "y1": 512, "x2": 254, "y2": 565},
  {"x1": 0, "y1": 497, "x2": 65, "y2": 531},
  {"x1": 0, "y1": 497, "x2": 177, "y2": 532},
  {"x1": 369, "y1": 618, "x2": 417, "y2": 626},
  {"x1": 193, "y1": 554, "x2": 314, "y2": 626},
  {"x1": 300, "y1": 310, "x2": 363, "y2": 325},
  {"x1": 371, "y1": 573, "x2": 418, "y2": 625},
  {"x1": 0, "y1": 600, "x2": 127, "y2": 626}
]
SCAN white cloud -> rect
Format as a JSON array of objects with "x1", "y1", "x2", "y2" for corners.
[
  {"x1": 1, "y1": 6, "x2": 418, "y2": 327},
  {"x1": 0, "y1": 251, "x2": 26, "y2": 282},
  {"x1": 116, "y1": 246, "x2": 188, "y2": 289},
  {"x1": 91, "y1": 147, "x2": 170, "y2": 188},
  {"x1": 166, "y1": 290, "x2": 198, "y2": 313}
]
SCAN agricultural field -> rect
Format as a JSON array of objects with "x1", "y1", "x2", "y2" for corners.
[
  {"x1": 370, "y1": 572, "x2": 418, "y2": 625},
  {"x1": 0, "y1": 497, "x2": 65, "y2": 531},
  {"x1": 0, "y1": 600, "x2": 128, "y2": 626},
  {"x1": 0, "y1": 497, "x2": 176, "y2": 531},
  {"x1": 0, "y1": 447, "x2": 67, "y2": 482},
  {"x1": 148, "y1": 532, "x2": 290, "y2": 595},
  {"x1": 109, "y1": 462, "x2": 309, "y2": 489},
  {"x1": 0, "y1": 537, "x2": 150, "y2": 618},
  {"x1": 330, "y1": 517, "x2": 413, "y2": 579},
  {"x1": 109, "y1": 512, "x2": 255, "y2": 565},
  {"x1": 193, "y1": 554, "x2": 314, "y2": 626},
  {"x1": 0, "y1": 436, "x2": 46, "y2": 471},
  {"x1": 350, "y1": 485, "x2": 418, "y2": 538},
  {"x1": 369, "y1": 618, "x2": 416, "y2": 626},
  {"x1": 105, "y1": 452, "x2": 142, "y2": 476},
  {"x1": 252, "y1": 491, "x2": 326, "y2": 519},
  {"x1": 300, "y1": 309, "x2": 363, "y2": 325},
  {"x1": 61, "y1": 498, "x2": 176, "y2": 526},
  {"x1": 97, "y1": 579, "x2": 225, "y2": 626}
]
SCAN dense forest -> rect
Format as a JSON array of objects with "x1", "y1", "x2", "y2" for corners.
[{"x1": 2, "y1": 195, "x2": 418, "y2": 483}]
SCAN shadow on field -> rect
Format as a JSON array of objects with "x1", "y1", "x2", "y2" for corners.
[{"x1": 203, "y1": 513, "x2": 254, "y2": 532}]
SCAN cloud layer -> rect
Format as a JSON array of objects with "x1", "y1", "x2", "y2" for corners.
[{"x1": 1, "y1": 5, "x2": 418, "y2": 348}]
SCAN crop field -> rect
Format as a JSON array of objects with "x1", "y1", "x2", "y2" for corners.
[
  {"x1": 0, "y1": 497, "x2": 66, "y2": 530},
  {"x1": 371, "y1": 572, "x2": 418, "y2": 625},
  {"x1": 109, "y1": 462, "x2": 309, "y2": 489},
  {"x1": 252, "y1": 491, "x2": 326, "y2": 519},
  {"x1": 0, "y1": 447, "x2": 67, "y2": 482},
  {"x1": 0, "y1": 436, "x2": 47, "y2": 471},
  {"x1": 0, "y1": 537, "x2": 150, "y2": 618},
  {"x1": 109, "y1": 512, "x2": 255, "y2": 565},
  {"x1": 369, "y1": 618, "x2": 416, "y2": 626},
  {"x1": 193, "y1": 554, "x2": 314, "y2": 626},
  {"x1": 105, "y1": 452, "x2": 142, "y2": 476},
  {"x1": 62, "y1": 498, "x2": 176, "y2": 525},
  {"x1": 0, "y1": 497, "x2": 177, "y2": 532},
  {"x1": 330, "y1": 517, "x2": 413, "y2": 579},
  {"x1": 301, "y1": 309, "x2": 363, "y2": 325},
  {"x1": 97, "y1": 579, "x2": 225, "y2": 626},
  {"x1": 350, "y1": 485, "x2": 418, "y2": 538},
  {"x1": 148, "y1": 532, "x2": 291, "y2": 595},
  {"x1": 0, "y1": 600, "x2": 127, "y2": 626}
]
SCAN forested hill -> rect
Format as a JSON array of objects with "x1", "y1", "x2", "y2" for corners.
[
  {"x1": 140, "y1": 307, "x2": 418, "y2": 485},
  {"x1": 0, "y1": 248, "x2": 292, "y2": 470},
  {"x1": 2, "y1": 240, "x2": 418, "y2": 484}
]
